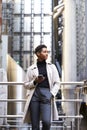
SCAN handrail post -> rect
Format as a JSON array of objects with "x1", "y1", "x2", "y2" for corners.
[{"x1": 75, "y1": 87, "x2": 81, "y2": 130}]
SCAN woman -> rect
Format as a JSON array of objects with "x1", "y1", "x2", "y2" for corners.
[{"x1": 23, "y1": 44, "x2": 60, "y2": 130}]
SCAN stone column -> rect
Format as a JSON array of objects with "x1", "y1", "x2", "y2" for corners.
[{"x1": 62, "y1": 0, "x2": 77, "y2": 117}]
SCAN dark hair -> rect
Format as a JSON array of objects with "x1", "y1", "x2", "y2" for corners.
[{"x1": 34, "y1": 44, "x2": 47, "y2": 54}]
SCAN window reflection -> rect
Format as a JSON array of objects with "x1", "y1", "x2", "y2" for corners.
[
  {"x1": 24, "y1": 17, "x2": 31, "y2": 32},
  {"x1": 34, "y1": 35, "x2": 41, "y2": 48},
  {"x1": 34, "y1": 0, "x2": 41, "y2": 13},
  {"x1": 24, "y1": 0, "x2": 31, "y2": 14},
  {"x1": 43, "y1": 16, "x2": 52, "y2": 32},
  {"x1": 24, "y1": 36, "x2": 31, "y2": 51},
  {"x1": 34, "y1": 17, "x2": 41, "y2": 32}
]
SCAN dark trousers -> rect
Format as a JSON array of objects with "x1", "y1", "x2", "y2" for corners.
[{"x1": 29, "y1": 87, "x2": 52, "y2": 130}]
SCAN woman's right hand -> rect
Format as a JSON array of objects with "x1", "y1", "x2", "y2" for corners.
[{"x1": 34, "y1": 75, "x2": 45, "y2": 84}]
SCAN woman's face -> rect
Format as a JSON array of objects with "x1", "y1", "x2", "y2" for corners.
[{"x1": 37, "y1": 48, "x2": 48, "y2": 61}]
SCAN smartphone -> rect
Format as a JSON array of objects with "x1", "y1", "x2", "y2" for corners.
[{"x1": 38, "y1": 74, "x2": 44, "y2": 78}]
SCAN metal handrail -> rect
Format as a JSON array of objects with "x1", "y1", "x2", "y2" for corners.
[
  {"x1": 0, "y1": 115, "x2": 82, "y2": 118},
  {"x1": 60, "y1": 81, "x2": 84, "y2": 85},
  {"x1": 0, "y1": 124, "x2": 71, "y2": 129},
  {"x1": 0, "y1": 99, "x2": 26, "y2": 102},
  {"x1": 0, "y1": 115, "x2": 23, "y2": 118},
  {"x1": 0, "y1": 82, "x2": 24, "y2": 85},
  {"x1": 0, "y1": 81, "x2": 84, "y2": 129},
  {"x1": 56, "y1": 99, "x2": 82, "y2": 102},
  {"x1": 0, "y1": 81, "x2": 85, "y2": 85},
  {"x1": 0, "y1": 99, "x2": 82, "y2": 102}
]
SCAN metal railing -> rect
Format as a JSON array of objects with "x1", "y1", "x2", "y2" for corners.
[
  {"x1": 0, "y1": 81, "x2": 86, "y2": 129},
  {"x1": 0, "y1": 81, "x2": 85, "y2": 85}
]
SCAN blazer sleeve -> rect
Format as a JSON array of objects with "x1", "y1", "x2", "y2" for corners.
[{"x1": 24, "y1": 67, "x2": 37, "y2": 89}]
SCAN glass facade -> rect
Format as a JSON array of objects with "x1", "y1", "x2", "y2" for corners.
[{"x1": 8, "y1": 0, "x2": 53, "y2": 70}]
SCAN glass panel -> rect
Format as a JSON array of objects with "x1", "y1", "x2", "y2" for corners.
[
  {"x1": 13, "y1": 36, "x2": 20, "y2": 50},
  {"x1": 24, "y1": 0, "x2": 31, "y2": 14},
  {"x1": 24, "y1": 17, "x2": 31, "y2": 32},
  {"x1": 15, "y1": 0, "x2": 21, "y2": 3},
  {"x1": 23, "y1": 54, "x2": 30, "y2": 70},
  {"x1": 14, "y1": 3, "x2": 21, "y2": 14},
  {"x1": 43, "y1": 0, "x2": 52, "y2": 13},
  {"x1": 34, "y1": 35, "x2": 41, "y2": 49},
  {"x1": 43, "y1": 16, "x2": 52, "y2": 32},
  {"x1": 34, "y1": 0, "x2": 41, "y2": 13},
  {"x1": 14, "y1": 17, "x2": 20, "y2": 32},
  {"x1": 34, "y1": 17, "x2": 41, "y2": 32},
  {"x1": 24, "y1": 36, "x2": 31, "y2": 51},
  {"x1": 43, "y1": 35, "x2": 51, "y2": 50}
]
